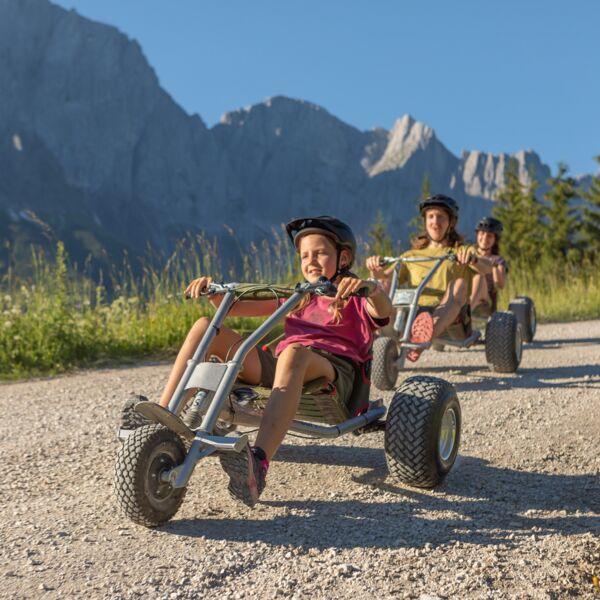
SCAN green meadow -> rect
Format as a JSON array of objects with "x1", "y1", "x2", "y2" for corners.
[{"x1": 1, "y1": 236, "x2": 598, "y2": 378}]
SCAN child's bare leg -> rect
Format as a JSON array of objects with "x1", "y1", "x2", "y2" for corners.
[
  {"x1": 159, "y1": 316, "x2": 262, "y2": 408},
  {"x1": 469, "y1": 274, "x2": 489, "y2": 311},
  {"x1": 255, "y1": 345, "x2": 335, "y2": 460},
  {"x1": 432, "y1": 279, "x2": 467, "y2": 338}
]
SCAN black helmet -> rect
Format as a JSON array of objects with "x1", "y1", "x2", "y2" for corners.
[
  {"x1": 419, "y1": 194, "x2": 459, "y2": 219},
  {"x1": 476, "y1": 217, "x2": 503, "y2": 236},
  {"x1": 285, "y1": 215, "x2": 357, "y2": 266}
]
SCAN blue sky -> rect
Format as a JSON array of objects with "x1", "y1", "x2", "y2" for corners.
[{"x1": 53, "y1": 0, "x2": 600, "y2": 175}]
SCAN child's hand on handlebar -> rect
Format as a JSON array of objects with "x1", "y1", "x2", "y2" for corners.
[
  {"x1": 184, "y1": 276, "x2": 214, "y2": 298},
  {"x1": 455, "y1": 247, "x2": 478, "y2": 266},
  {"x1": 335, "y1": 277, "x2": 372, "y2": 300}
]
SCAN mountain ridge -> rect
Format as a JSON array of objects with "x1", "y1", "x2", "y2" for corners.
[{"x1": 0, "y1": 0, "x2": 591, "y2": 273}]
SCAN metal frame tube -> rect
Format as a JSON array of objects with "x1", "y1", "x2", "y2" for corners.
[
  {"x1": 167, "y1": 291, "x2": 237, "y2": 413},
  {"x1": 198, "y1": 290, "x2": 307, "y2": 434},
  {"x1": 399, "y1": 258, "x2": 446, "y2": 342},
  {"x1": 287, "y1": 406, "x2": 386, "y2": 438}
]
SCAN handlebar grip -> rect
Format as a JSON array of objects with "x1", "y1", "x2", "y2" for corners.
[
  {"x1": 353, "y1": 287, "x2": 370, "y2": 298},
  {"x1": 379, "y1": 256, "x2": 400, "y2": 266},
  {"x1": 183, "y1": 283, "x2": 219, "y2": 298}
]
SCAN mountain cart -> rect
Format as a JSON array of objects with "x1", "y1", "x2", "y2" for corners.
[
  {"x1": 114, "y1": 279, "x2": 461, "y2": 527},
  {"x1": 371, "y1": 254, "x2": 524, "y2": 391}
]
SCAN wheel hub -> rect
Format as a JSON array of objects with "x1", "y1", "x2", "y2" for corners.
[
  {"x1": 438, "y1": 407, "x2": 457, "y2": 463},
  {"x1": 515, "y1": 326, "x2": 523, "y2": 362},
  {"x1": 148, "y1": 454, "x2": 176, "y2": 500}
]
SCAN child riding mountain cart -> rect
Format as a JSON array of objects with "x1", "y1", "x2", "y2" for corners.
[
  {"x1": 114, "y1": 280, "x2": 461, "y2": 527},
  {"x1": 114, "y1": 216, "x2": 463, "y2": 527},
  {"x1": 468, "y1": 216, "x2": 536, "y2": 344}
]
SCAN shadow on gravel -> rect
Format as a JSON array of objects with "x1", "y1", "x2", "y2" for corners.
[
  {"x1": 530, "y1": 337, "x2": 600, "y2": 348},
  {"x1": 451, "y1": 364, "x2": 600, "y2": 393},
  {"x1": 165, "y1": 453, "x2": 599, "y2": 550}
]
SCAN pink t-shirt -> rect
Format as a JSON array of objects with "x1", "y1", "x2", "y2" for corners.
[{"x1": 276, "y1": 296, "x2": 388, "y2": 364}]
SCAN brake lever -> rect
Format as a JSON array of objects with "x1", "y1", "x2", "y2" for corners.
[
  {"x1": 314, "y1": 276, "x2": 337, "y2": 297},
  {"x1": 379, "y1": 256, "x2": 400, "y2": 267},
  {"x1": 314, "y1": 277, "x2": 370, "y2": 298}
]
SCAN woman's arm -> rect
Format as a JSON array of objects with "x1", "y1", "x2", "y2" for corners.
[
  {"x1": 455, "y1": 246, "x2": 493, "y2": 275},
  {"x1": 366, "y1": 255, "x2": 402, "y2": 295}
]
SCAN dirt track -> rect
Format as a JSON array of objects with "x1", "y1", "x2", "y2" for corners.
[{"x1": 1, "y1": 320, "x2": 599, "y2": 599}]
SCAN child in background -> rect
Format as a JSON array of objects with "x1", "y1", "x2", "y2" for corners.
[{"x1": 470, "y1": 217, "x2": 507, "y2": 315}]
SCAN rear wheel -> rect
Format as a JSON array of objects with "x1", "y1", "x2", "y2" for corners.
[
  {"x1": 372, "y1": 336, "x2": 399, "y2": 391},
  {"x1": 114, "y1": 424, "x2": 187, "y2": 527},
  {"x1": 509, "y1": 296, "x2": 536, "y2": 342},
  {"x1": 485, "y1": 311, "x2": 523, "y2": 373},
  {"x1": 385, "y1": 376, "x2": 461, "y2": 488}
]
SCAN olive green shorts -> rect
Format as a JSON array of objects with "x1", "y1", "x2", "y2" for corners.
[{"x1": 256, "y1": 345, "x2": 355, "y2": 406}]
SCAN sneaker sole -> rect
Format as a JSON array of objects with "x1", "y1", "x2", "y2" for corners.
[
  {"x1": 407, "y1": 312, "x2": 434, "y2": 362},
  {"x1": 219, "y1": 446, "x2": 259, "y2": 508}
]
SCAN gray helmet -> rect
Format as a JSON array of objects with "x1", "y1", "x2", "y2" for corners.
[
  {"x1": 419, "y1": 194, "x2": 459, "y2": 219},
  {"x1": 476, "y1": 217, "x2": 503, "y2": 237}
]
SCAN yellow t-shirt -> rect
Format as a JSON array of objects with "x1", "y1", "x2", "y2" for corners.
[{"x1": 396, "y1": 244, "x2": 474, "y2": 306}]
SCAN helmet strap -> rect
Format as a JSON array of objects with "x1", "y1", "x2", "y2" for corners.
[{"x1": 332, "y1": 246, "x2": 353, "y2": 281}]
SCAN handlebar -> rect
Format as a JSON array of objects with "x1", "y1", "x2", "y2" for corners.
[
  {"x1": 185, "y1": 278, "x2": 370, "y2": 300},
  {"x1": 379, "y1": 253, "x2": 458, "y2": 267},
  {"x1": 309, "y1": 277, "x2": 370, "y2": 298}
]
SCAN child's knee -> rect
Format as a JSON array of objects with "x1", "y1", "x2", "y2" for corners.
[
  {"x1": 188, "y1": 316, "x2": 210, "y2": 340},
  {"x1": 276, "y1": 344, "x2": 312, "y2": 370}
]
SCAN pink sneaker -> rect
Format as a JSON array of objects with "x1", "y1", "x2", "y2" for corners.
[{"x1": 407, "y1": 311, "x2": 434, "y2": 362}]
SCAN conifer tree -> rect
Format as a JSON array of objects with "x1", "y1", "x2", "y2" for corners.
[
  {"x1": 367, "y1": 210, "x2": 394, "y2": 257},
  {"x1": 542, "y1": 162, "x2": 578, "y2": 262},
  {"x1": 580, "y1": 155, "x2": 600, "y2": 258},
  {"x1": 493, "y1": 159, "x2": 542, "y2": 265},
  {"x1": 408, "y1": 173, "x2": 431, "y2": 235}
]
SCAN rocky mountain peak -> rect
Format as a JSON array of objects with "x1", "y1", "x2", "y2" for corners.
[
  {"x1": 460, "y1": 148, "x2": 551, "y2": 199},
  {"x1": 367, "y1": 114, "x2": 437, "y2": 176}
]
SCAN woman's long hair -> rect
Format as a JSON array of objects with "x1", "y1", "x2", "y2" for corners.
[{"x1": 411, "y1": 216, "x2": 465, "y2": 249}]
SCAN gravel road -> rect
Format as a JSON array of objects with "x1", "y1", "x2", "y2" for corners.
[{"x1": 1, "y1": 320, "x2": 599, "y2": 599}]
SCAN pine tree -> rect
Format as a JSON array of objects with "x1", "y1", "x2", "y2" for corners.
[
  {"x1": 366, "y1": 210, "x2": 395, "y2": 257},
  {"x1": 493, "y1": 159, "x2": 543, "y2": 265},
  {"x1": 580, "y1": 155, "x2": 600, "y2": 258},
  {"x1": 542, "y1": 162, "x2": 579, "y2": 262}
]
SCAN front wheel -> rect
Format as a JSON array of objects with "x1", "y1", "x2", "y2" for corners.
[
  {"x1": 485, "y1": 311, "x2": 523, "y2": 373},
  {"x1": 114, "y1": 424, "x2": 187, "y2": 527},
  {"x1": 385, "y1": 376, "x2": 461, "y2": 488}
]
